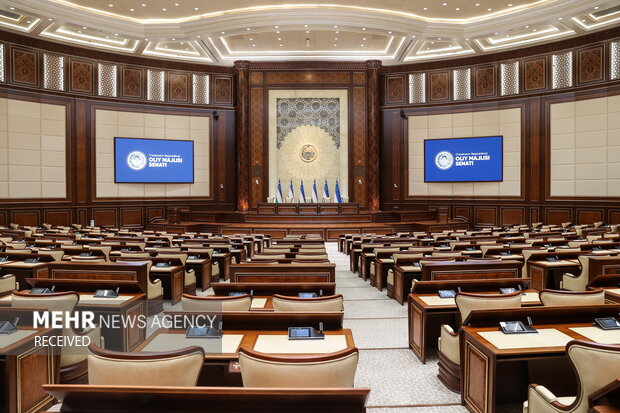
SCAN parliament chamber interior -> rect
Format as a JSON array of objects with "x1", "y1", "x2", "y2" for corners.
[{"x1": 1, "y1": 1, "x2": 620, "y2": 412}]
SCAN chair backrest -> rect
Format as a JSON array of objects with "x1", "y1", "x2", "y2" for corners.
[
  {"x1": 238, "y1": 347, "x2": 358, "y2": 388},
  {"x1": 539, "y1": 288, "x2": 605, "y2": 306},
  {"x1": 156, "y1": 247, "x2": 182, "y2": 253},
  {"x1": 88, "y1": 344, "x2": 204, "y2": 386},
  {"x1": 521, "y1": 248, "x2": 549, "y2": 277},
  {"x1": 253, "y1": 254, "x2": 286, "y2": 260},
  {"x1": 157, "y1": 253, "x2": 188, "y2": 266},
  {"x1": 431, "y1": 251, "x2": 462, "y2": 258},
  {"x1": 12, "y1": 290, "x2": 79, "y2": 312},
  {"x1": 120, "y1": 251, "x2": 151, "y2": 258},
  {"x1": 70, "y1": 256, "x2": 106, "y2": 262},
  {"x1": 272, "y1": 294, "x2": 343, "y2": 312},
  {"x1": 295, "y1": 254, "x2": 328, "y2": 260},
  {"x1": 181, "y1": 294, "x2": 252, "y2": 311},
  {"x1": 564, "y1": 341, "x2": 620, "y2": 412},
  {"x1": 455, "y1": 291, "x2": 522, "y2": 322}
]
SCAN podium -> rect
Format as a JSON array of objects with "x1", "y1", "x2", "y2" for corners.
[{"x1": 256, "y1": 202, "x2": 360, "y2": 214}]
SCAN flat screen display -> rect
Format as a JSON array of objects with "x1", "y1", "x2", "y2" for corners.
[
  {"x1": 424, "y1": 136, "x2": 503, "y2": 182},
  {"x1": 114, "y1": 137, "x2": 194, "y2": 183}
]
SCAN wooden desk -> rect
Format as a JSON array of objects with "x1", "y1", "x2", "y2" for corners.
[
  {"x1": 460, "y1": 305, "x2": 620, "y2": 413},
  {"x1": 528, "y1": 259, "x2": 580, "y2": 290},
  {"x1": 420, "y1": 260, "x2": 522, "y2": 282},
  {"x1": 391, "y1": 264, "x2": 421, "y2": 305},
  {"x1": 212, "y1": 252, "x2": 232, "y2": 281},
  {"x1": 44, "y1": 385, "x2": 370, "y2": 413},
  {"x1": 0, "y1": 327, "x2": 60, "y2": 413},
  {"x1": 186, "y1": 257, "x2": 212, "y2": 291},
  {"x1": 229, "y1": 263, "x2": 336, "y2": 283},
  {"x1": 0, "y1": 291, "x2": 146, "y2": 352},
  {"x1": 371, "y1": 257, "x2": 394, "y2": 291},
  {"x1": 212, "y1": 282, "x2": 337, "y2": 297},
  {"x1": 0, "y1": 254, "x2": 52, "y2": 289},
  {"x1": 407, "y1": 279, "x2": 537, "y2": 363},
  {"x1": 150, "y1": 263, "x2": 184, "y2": 305}
]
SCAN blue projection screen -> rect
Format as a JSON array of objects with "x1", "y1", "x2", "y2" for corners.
[
  {"x1": 424, "y1": 136, "x2": 503, "y2": 182},
  {"x1": 114, "y1": 137, "x2": 194, "y2": 183}
]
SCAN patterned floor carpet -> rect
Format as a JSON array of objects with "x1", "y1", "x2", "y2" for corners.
[{"x1": 327, "y1": 243, "x2": 522, "y2": 413}]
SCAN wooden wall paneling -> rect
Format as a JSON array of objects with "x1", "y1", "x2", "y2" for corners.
[
  {"x1": 352, "y1": 72, "x2": 366, "y2": 86},
  {"x1": 10, "y1": 46, "x2": 38, "y2": 86},
  {"x1": 249, "y1": 72, "x2": 264, "y2": 85},
  {"x1": 391, "y1": 111, "x2": 401, "y2": 201},
  {"x1": 352, "y1": 86, "x2": 367, "y2": 207},
  {"x1": 433, "y1": 206, "x2": 450, "y2": 222},
  {"x1": 220, "y1": 110, "x2": 237, "y2": 204},
  {"x1": 121, "y1": 66, "x2": 144, "y2": 99},
  {"x1": 545, "y1": 208, "x2": 571, "y2": 225},
  {"x1": 453, "y1": 206, "x2": 472, "y2": 221},
  {"x1": 265, "y1": 72, "x2": 350, "y2": 85},
  {"x1": 610, "y1": 211, "x2": 620, "y2": 224},
  {"x1": 168, "y1": 72, "x2": 189, "y2": 103},
  {"x1": 367, "y1": 61, "x2": 381, "y2": 211},
  {"x1": 69, "y1": 59, "x2": 94, "y2": 94},
  {"x1": 121, "y1": 208, "x2": 143, "y2": 226},
  {"x1": 77, "y1": 209, "x2": 88, "y2": 226},
  {"x1": 530, "y1": 207, "x2": 540, "y2": 224},
  {"x1": 146, "y1": 207, "x2": 165, "y2": 222},
  {"x1": 429, "y1": 71, "x2": 450, "y2": 101},
  {"x1": 501, "y1": 207, "x2": 525, "y2": 226},
  {"x1": 213, "y1": 76, "x2": 234, "y2": 105},
  {"x1": 235, "y1": 61, "x2": 250, "y2": 211},
  {"x1": 249, "y1": 86, "x2": 264, "y2": 208},
  {"x1": 93, "y1": 209, "x2": 117, "y2": 227},
  {"x1": 576, "y1": 209, "x2": 604, "y2": 225},
  {"x1": 577, "y1": 44, "x2": 604, "y2": 85},
  {"x1": 523, "y1": 57, "x2": 547, "y2": 92},
  {"x1": 474, "y1": 65, "x2": 496, "y2": 98},
  {"x1": 474, "y1": 207, "x2": 497, "y2": 226},
  {"x1": 44, "y1": 210, "x2": 72, "y2": 226},
  {"x1": 385, "y1": 74, "x2": 405, "y2": 104},
  {"x1": 0, "y1": 211, "x2": 6, "y2": 226},
  {"x1": 12, "y1": 211, "x2": 40, "y2": 226},
  {"x1": 529, "y1": 97, "x2": 542, "y2": 202}
]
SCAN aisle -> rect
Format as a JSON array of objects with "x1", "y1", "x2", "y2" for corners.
[{"x1": 327, "y1": 242, "x2": 467, "y2": 413}]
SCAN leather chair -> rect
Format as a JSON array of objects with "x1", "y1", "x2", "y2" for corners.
[
  {"x1": 539, "y1": 288, "x2": 605, "y2": 306},
  {"x1": 12, "y1": 290, "x2": 103, "y2": 383},
  {"x1": 295, "y1": 254, "x2": 329, "y2": 260},
  {"x1": 70, "y1": 256, "x2": 106, "y2": 262},
  {"x1": 157, "y1": 253, "x2": 196, "y2": 294},
  {"x1": 115, "y1": 259, "x2": 164, "y2": 316},
  {"x1": 438, "y1": 291, "x2": 522, "y2": 393},
  {"x1": 0, "y1": 274, "x2": 17, "y2": 293},
  {"x1": 253, "y1": 254, "x2": 287, "y2": 261},
  {"x1": 119, "y1": 251, "x2": 151, "y2": 258},
  {"x1": 87, "y1": 344, "x2": 204, "y2": 386},
  {"x1": 369, "y1": 247, "x2": 400, "y2": 282},
  {"x1": 272, "y1": 294, "x2": 343, "y2": 312},
  {"x1": 562, "y1": 255, "x2": 594, "y2": 291},
  {"x1": 523, "y1": 340, "x2": 620, "y2": 413},
  {"x1": 386, "y1": 253, "x2": 424, "y2": 291},
  {"x1": 182, "y1": 293, "x2": 252, "y2": 311},
  {"x1": 521, "y1": 248, "x2": 551, "y2": 279},
  {"x1": 239, "y1": 347, "x2": 358, "y2": 388}
]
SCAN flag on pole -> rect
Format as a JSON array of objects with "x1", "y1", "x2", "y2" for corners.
[
  {"x1": 299, "y1": 180, "x2": 306, "y2": 203},
  {"x1": 335, "y1": 180, "x2": 343, "y2": 203},
  {"x1": 288, "y1": 179, "x2": 295, "y2": 201},
  {"x1": 323, "y1": 179, "x2": 330, "y2": 201},
  {"x1": 276, "y1": 179, "x2": 283, "y2": 203},
  {"x1": 311, "y1": 179, "x2": 319, "y2": 203}
]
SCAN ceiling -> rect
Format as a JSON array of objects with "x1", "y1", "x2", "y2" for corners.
[{"x1": 0, "y1": 0, "x2": 619, "y2": 65}]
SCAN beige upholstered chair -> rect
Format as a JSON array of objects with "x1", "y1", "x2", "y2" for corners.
[
  {"x1": 272, "y1": 294, "x2": 343, "y2": 312},
  {"x1": 119, "y1": 251, "x2": 151, "y2": 258},
  {"x1": 539, "y1": 288, "x2": 605, "y2": 306},
  {"x1": 431, "y1": 251, "x2": 462, "y2": 258},
  {"x1": 438, "y1": 292, "x2": 522, "y2": 392},
  {"x1": 386, "y1": 253, "x2": 424, "y2": 289},
  {"x1": 84, "y1": 245, "x2": 112, "y2": 262},
  {"x1": 369, "y1": 248, "x2": 400, "y2": 280},
  {"x1": 12, "y1": 291, "x2": 103, "y2": 372},
  {"x1": 157, "y1": 253, "x2": 196, "y2": 293},
  {"x1": 70, "y1": 256, "x2": 106, "y2": 262},
  {"x1": 562, "y1": 255, "x2": 593, "y2": 291},
  {"x1": 0, "y1": 274, "x2": 17, "y2": 293},
  {"x1": 521, "y1": 248, "x2": 550, "y2": 278},
  {"x1": 239, "y1": 347, "x2": 358, "y2": 388},
  {"x1": 88, "y1": 344, "x2": 204, "y2": 386},
  {"x1": 523, "y1": 341, "x2": 620, "y2": 413},
  {"x1": 253, "y1": 254, "x2": 286, "y2": 260},
  {"x1": 115, "y1": 259, "x2": 163, "y2": 306},
  {"x1": 156, "y1": 247, "x2": 182, "y2": 253},
  {"x1": 182, "y1": 293, "x2": 252, "y2": 311},
  {"x1": 593, "y1": 221, "x2": 603, "y2": 228},
  {"x1": 561, "y1": 222, "x2": 572, "y2": 228}
]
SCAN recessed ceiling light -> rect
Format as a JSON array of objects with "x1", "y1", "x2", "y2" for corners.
[
  {"x1": 249, "y1": 38, "x2": 253, "y2": 40},
  {"x1": 48, "y1": 18, "x2": 52, "y2": 21},
  {"x1": 360, "y1": 44, "x2": 364, "y2": 46},
  {"x1": 465, "y1": 38, "x2": 469, "y2": 40},
  {"x1": 141, "y1": 3, "x2": 146, "y2": 6},
  {"x1": 494, "y1": 32, "x2": 498, "y2": 35},
  {"x1": 145, "y1": 38, "x2": 148, "y2": 41},
  {"x1": 78, "y1": 30, "x2": 82, "y2": 33},
  {"x1": 362, "y1": 27, "x2": 366, "y2": 30},
  {"x1": 533, "y1": 29, "x2": 537, "y2": 31},
  {"x1": 334, "y1": 37, "x2": 338, "y2": 40},
  {"x1": 431, "y1": 41, "x2": 435, "y2": 44},
  {"x1": 362, "y1": 37, "x2": 366, "y2": 40},
  {"x1": 334, "y1": 25, "x2": 338, "y2": 28},
  {"x1": 423, "y1": 7, "x2": 428, "y2": 10},
  {"x1": 277, "y1": 37, "x2": 281, "y2": 40},
  {"x1": 162, "y1": 8, "x2": 166, "y2": 11},
  {"x1": 304, "y1": 24, "x2": 308, "y2": 27},
  {"x1": 129, "y1": 8, "x2": 134, "y2": 11},
  {"x1": 488, "y1": 8, "x2": 492, "y2": 11},
  {"x1": 388, "y1": 31, "x2": 392, "y2": 34},
  {"x1": 114, "y1": 33, "x2": 119, "y2": 36},
  {"x1": 82, "y1": 26, "x2": 87, "y2": 29},
  {"x1": 333, "y1": 44, "x2": 337, "y2": 46},
  {"x1": 172, "y1": 38, "x2": 175, "y2": 40},
  {"x1": 508, "y1": 3, "x2": 513, "y2": 6},
  {"x1": 197, "y1": 35, "x2": 200, "y2": 38},
  {"x1": 276, "y1": 30, "x2": 280, "y2": 33},
  {"x1": 442, "y1": 3, "x2": 447, "y2": 5},
  {"x1": 246, "y1": 27, "x2": 251, "y2": 30},
  {"x1": 108, "y1": 4, "x2": 113, "y2": 7},
  {"x1": 475, "y1": 3, "x2": 480, "y2": 6},
  {"x1": 180, "y1": 42, "x2": 185, "y2": 44},
  {"x1": 411, "y1": 35, "x2": 416, "y2": 38},
  {"x1": 525, "y1": 25, "x2": 529, "y2": 28},
  {"x1": 252, "y1": 44, "x2": 256, "y2": 47},
  {"x1": 438, "y1": 37, "x2": 442, "y2": 40},
  {"x1": 194, "y1": 7, "x2": 198, "y2": 11},
  {"x1": 175, "y1": 3, "x2": 179, "y2": 6},
  {"x1": 594, "y1": 6, "x2": 599, "y2": 9},
  {"x1": 455, "y1": 7, "x2": 460, "y2": 10},
  {"x1": 275, "y1": 25, "x2": 279, "y2": 28},
  {"x1": 335, "y1": 30, "x2": 339, "y2": 34},
  {"x1": 9, "y1": 6, "x2": 14, "y2": 10},
  {"x1": 306, "y1": 30, "x2": 309, "y2": 33},
  {"x1": 185, "y1": 48, "x2": 188, "y2": 51},
  {"x1": 280, "y1": 44, "x2": 283, "y2": 46},
  {"x1": 221, "y1": 31, "x2": 225, "y2": 34},
  {"x1": 558, "y1": 17, "x2": 563, "y2": 20}
]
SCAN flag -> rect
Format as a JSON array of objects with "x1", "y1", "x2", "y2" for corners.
[
  {"x1": 299, "y1": 180, "x2": 306, "y2": 203},
  {"x1": 288, "y1": 179, "x2": 295, "y2": 200},
  {"x1": 335, "y1": 180, "x2": 342, "y2": 203},
  {"x1": 276, "y1": 179, "x2": 283, "y2": 203},
  {"x1": 323, "y1": 179, "x2": 330, "y2": 201},
  {"x1": 311, "y1": 179, "x2": 319, "y2": 203}
]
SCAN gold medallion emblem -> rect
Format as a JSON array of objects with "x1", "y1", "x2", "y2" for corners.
[{"x1": 299, "y1": 144, "x2": 318, "y2": 163}]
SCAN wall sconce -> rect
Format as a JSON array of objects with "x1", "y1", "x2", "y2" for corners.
[
  {"x1": 255, "y1": 179, "x2": 260, "y2": 185},
  {"x1": 219, "y1": 184, "x2": 224, "y2": 189},
  {"x1": 357, "y1": 179, "x2": 362, "y2": 184},
  {"x1": 393, "y1": 183, "x2": 398, "y2": 188}
]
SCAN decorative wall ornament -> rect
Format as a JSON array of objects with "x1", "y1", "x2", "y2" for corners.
[
  {"x1": 276, "y1": 98, "x2": 340, "y2": 149},
  {"x1": 299, "y1": 144, "x2": 318, "y2": 163}
]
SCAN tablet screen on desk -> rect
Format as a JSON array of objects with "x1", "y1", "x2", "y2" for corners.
[
  {"x1": 228, "y1": 292, "x2": 246, "y2": 297},
  {"x1": 499, "y1": 251, "x2": 511, "y2": 256},
  {"x1": 155, "y1": 262, "x2": 169, "y2": 268},
  {"x1": 298, "y1": 292, "x2": 318, "y2": 298},
  {"x1": 500, "y1": 287, "x2": 517, "y2": 294},
  {"x1": 595, "y1": 317, "x2": 620, "y2": 330},
  {"x1": 188, "y1": 255, "x2": 199, "y2": 260},
  {"x1": 288, "y1": 327, "x2": 311, "y2": 338},
  {"x1": 438, "y1": 289, "x2": 456, "y2": 299}
]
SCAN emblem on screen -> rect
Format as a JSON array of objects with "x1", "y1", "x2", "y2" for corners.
[
  {"x1": 434, "y1": 151, "x2": 454, "y2": 170},
  {"x1": 126, "y1": 151, "x2": 147, "y2": 171},
  {"x1": 299, "y1": 144, "x2": 318, "y2": 163}
]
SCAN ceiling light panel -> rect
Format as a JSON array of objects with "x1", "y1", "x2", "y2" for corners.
[{"x1": 40, "y1": 23, "x2": 140, "y2": 52}]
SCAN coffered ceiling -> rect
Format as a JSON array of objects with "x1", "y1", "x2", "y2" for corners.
[{"x1": 0, "y1": 0, "x2": 619, "y2": 65}]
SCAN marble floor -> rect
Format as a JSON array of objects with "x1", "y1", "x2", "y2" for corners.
[{"x1": 327, "y1": 243, "x2": 522, "y2": 413}]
